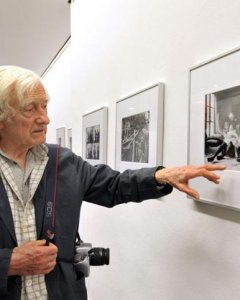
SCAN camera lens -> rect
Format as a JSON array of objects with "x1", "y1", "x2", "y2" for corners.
[{"x1": 89, "y1": 248, "x2": 110, "y2": 266}]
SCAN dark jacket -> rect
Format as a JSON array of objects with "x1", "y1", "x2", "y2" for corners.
[{"x1": 0, "y1": 145, "x2": 173, "y2": 300}]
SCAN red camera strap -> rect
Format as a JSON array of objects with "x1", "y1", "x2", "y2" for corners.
[{"x1": 44, "y1": 144, "x2": 60, "y2": 245}]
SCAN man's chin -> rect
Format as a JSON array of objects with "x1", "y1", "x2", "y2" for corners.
[{"x1": 33, "y1": 137, "x2": 46, "y2": 145}]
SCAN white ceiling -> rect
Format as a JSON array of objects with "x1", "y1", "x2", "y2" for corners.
[{"x1": 0, "y1": 0, "x2": 71, "y2": 76}]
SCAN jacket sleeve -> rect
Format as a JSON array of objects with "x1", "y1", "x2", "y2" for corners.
[
  {"x1": 59, "y1": 148, "x2": 173, "y2": 208},
  {"x1": 83, "y1": 164, "x2": 173, "y2": 207}
]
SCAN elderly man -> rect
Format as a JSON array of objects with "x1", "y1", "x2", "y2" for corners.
[{"x1": 0, "y1": 65, "x2": 225, "y2": 300}]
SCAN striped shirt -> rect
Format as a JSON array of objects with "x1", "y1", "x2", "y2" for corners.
[{"x1": 0, "y1": 144, "x2": 49, "y2": 300}]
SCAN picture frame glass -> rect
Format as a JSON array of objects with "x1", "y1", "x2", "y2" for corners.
[
  {"x1": 189, "y1": 48, "x2": 240, "y2": 210},
  {"x1": 116, "y1": 84, "x2": 164, "y2": 172},
  {"x1": 67, "y1": 128, "x2": 72, "y2": 150},
  {"x1": 56, "y1": 127, "x2": 66, "y2": 147},
  {"x1": 82, "y1": 107, "x2": 108, "y2": 165}
]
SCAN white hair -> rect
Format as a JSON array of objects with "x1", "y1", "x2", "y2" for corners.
[{"x1": 0, "y1": 65, "x2": 47, "y2": 121}]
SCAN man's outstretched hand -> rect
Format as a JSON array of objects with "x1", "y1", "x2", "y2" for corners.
[{"x1": 155, "y1": 164, "x2": 226, "y2": 199}]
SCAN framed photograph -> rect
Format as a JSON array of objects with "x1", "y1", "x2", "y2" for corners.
[
  {"x1": 82, "y1": 107, "x2": 108, "y2": 165},
  {"x1": 115, "y1": 83, "x2": 164, "y2": 172},
  {"x1": 67, "y1": 128, "x2": 72, "y2": 150},
  {"x1": 56, "y1": 126, "x2": 66, "y2": 147},
  {"x1": 189, "y1": 47, "x2": 240, "y2": 210}
]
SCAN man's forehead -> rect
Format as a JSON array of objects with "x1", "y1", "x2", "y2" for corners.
[{"x1": 23, "y1": 84, "x2": 49, "y2": 103}]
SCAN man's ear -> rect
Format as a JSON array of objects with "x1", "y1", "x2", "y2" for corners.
[{"x1": 0, "y1": 121, "x2": 4, "y2": 130}]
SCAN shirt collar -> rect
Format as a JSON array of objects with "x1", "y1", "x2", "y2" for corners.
[{"x1": 0, "y1": 144, "x2": 48, "y2": 163}]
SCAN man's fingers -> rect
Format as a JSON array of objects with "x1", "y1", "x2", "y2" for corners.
[
  {"x1": 155, "y1": 164, "x2": 226, "y2": 199},
  {"x1": 175, "y1": 183, "x2": 200, "y2": 200},
  {"x1": 186, "y1": 189, "x2": 200, "y2": 200},
  {"x1": 198, "y1": 164, "x2": 226, "y2": 171},
  {"x1": 193, "y1": 165, "x2": 225, "y2": 183},
  {"x1": 35, "y1": 240, "x2": 48, "y2": 246},
  {"x1": 203, "y1": 171, "x2": 220, "y2": 181}
]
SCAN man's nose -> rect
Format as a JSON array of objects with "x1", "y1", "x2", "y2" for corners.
[{"x1": 35, "y1": 109, "x2": 50, "y2": 124}]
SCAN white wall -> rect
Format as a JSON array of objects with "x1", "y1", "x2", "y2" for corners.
[{"x1": 43, "y1": 1, "x2": 240, "y2": 299}]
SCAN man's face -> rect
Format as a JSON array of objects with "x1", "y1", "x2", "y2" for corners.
[{"x1": 0, "y1": 83, "x2": 50, "y2": 149}]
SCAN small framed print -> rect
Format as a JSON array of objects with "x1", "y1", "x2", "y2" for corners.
[
  {"x1": 82, "y1": 107, "x2": 108, "y2": 165},
  {"x1": 189, "y1": 47, "x2": 240, "y2": 210},
  {"x1": 56, "y1": 126, "x2": 66, "y2": 147},
  {"x1": 67, "y1": 128, "x2": 72, "y2": 150},
  {"x1": 115, "y1": 83, "x2": 164, "y2": 172}
]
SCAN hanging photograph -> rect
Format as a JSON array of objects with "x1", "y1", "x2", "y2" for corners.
[
  {"x1": 121, "y1": 111, "x2": 150, "y2": 163},
  {"x1": 67, "y1": 128, "x2": 73, "y2": 150},
  {"x1": 205, "y1": 87, "x2": 240, "y2": 169},
  {"x1": 56, "y1": 126, "x2": 66, "y2": 147},
  {"x1": 82, "y1": 107, "x2": 108, "y2": 165},
  {"x1": 115, "y1": 83, "x2": 164, "y2": 172},
  {"x1": 189, "y1": 47, "x2": 240, "y2": 210}
]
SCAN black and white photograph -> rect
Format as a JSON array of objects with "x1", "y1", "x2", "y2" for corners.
[
  {"x1": 121, "y1": 111, "x2": 149, "y2": 163},
  {"x1": 56, "y1": 126, "x2": 66, "y2": 147},
  {"x1": 205, "y1": 86, "x2": 240, "y2": 170},
  {"x1": 189, "y1": 47, "x2": 240, "y2": 210},
  {"x1": 85, "y1": 125, "x2": 100, "y2": 160},
  {"x1": 67, "y1": 128, "x2": 72, "y2": 150},
  {"x1": 115, "y1": 83, "x2": 164, "y2": 172},
  {"x1": 82, "y1": 107, "x2": 108, "y2": 165}
]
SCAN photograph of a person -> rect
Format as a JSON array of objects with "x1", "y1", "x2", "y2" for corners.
[
  {"x1": 205, "y1": 85, "x2": 240, "y2": 170},
  {"x1": 85, "y1": 125, "x2": 100, "y2": 160},
  {"x1": 121, "y1": 111, "x2": 149, "y2": 163}
]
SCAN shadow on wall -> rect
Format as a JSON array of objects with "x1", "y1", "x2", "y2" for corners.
[{"x1": 193, "y1": 201, "x2": 240, "y2": 224}]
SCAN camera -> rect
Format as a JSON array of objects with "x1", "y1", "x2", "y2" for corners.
[{"x1": 74, "y1": 240, "x2": 110, "y2": 277}]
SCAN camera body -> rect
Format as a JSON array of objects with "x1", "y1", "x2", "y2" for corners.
[{"x1": 74, "y1": 241, "x2": 110, "y2": 277}]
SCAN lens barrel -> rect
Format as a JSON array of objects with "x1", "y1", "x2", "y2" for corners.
[{"x1": 89, "y1": 248, "x2": 110, "y2": 266}]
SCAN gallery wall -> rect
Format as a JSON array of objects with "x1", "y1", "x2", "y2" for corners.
[{"x1": 42, "y1": 1, "x2": 240, "y2": 299}]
